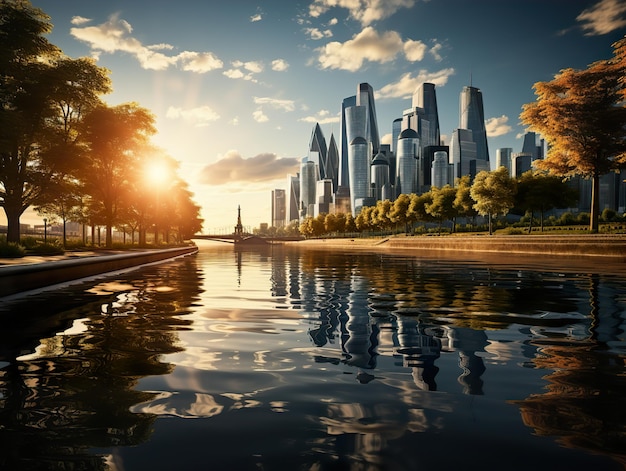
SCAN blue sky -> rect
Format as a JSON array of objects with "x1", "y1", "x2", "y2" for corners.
[{"x1": 18, "y1": 0, "x2": 626, "y2": 231}]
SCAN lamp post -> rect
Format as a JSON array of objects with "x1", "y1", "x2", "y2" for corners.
[{"x1": 43, "y1": 218, "x2": 47, "y2": 243}]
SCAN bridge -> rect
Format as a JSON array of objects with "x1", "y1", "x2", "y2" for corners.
[{"x1": 193, "y1": 234, "x2": 304, "y2": 244}]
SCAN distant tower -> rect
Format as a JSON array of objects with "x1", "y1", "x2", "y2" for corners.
[
  {"x1": 431, "y1": 151, "x2": 449, "y2": 188},
  {"x1": 326, "y1": 133, "x2": 339, "y2": 191},
  {"x1": 412, "y1": 82, "x2": 441, "y2": 148},
  {"x1": 339, "y1": 95, "x2": 357, "y2": 190},
  {"x1": 370, "y1": 151, "x2": 390, "y2": 202},
  {"x1": 496, "y1": 148, "x2": 513, "y2": 174},
  {"x1": 286, "y1": 174, "x2": 300, "y2": 223},
  {"x1": 309, "y1": 123, "x2": 328, "y2": 178},
  {"x1": 271, "y1": 189, "x2": 286, "y2": 227},
  {"x1": 234, "y1": 205, "x2": 244, "y2": 237},
  {"x1": 459, "y1": 85, "x2": 489, "y2": 163},
  {"x1": 396, "y1": 128, "x2": 419, "y2": 195}
]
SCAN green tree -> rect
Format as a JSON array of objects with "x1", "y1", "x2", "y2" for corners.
[
  {"x1": 81, "y1": 103, "x2": 156, "y2": 247},
  {"x1": 373, "y1": 199, "x2": 393, "y2": 231},
  {"x1": 453, "y1": 176, "x2": 478, "y2": 228},
  {"x1": 520, "y1": 38, "x2": 626, "y2": 232},
  {"x1": 426, "y1": 185, "x2": 458, "y2": 234},
  {"x1": 0, "y1": 0, "x2": 60, "y2": 242},
  {"x1": 390, "y1": 193, "x2": 411, "y2": 233},
  {"x1": 408, "y1": 191, "x2": 435, "y2": 229},
  {"x1": 470, "y1": 167, "x2": 517, "y2": 235},
  {"x1": 515, "y1": 170, "x2": 578, "y2": 232}
]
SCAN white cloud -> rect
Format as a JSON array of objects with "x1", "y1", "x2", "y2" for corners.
[
  {"x1": 70, "y1": 14, "x2": 223, "y2": 73},
  {"x1": 309, "y1": 0, "x2": 416, "y2": 26},
  {"x1": 254, "y1": 97, "x2": 296, "y2": 112},
  {"x1": 485, "y1": 115, "x2": 512, "y2": 137},
  {"x1": 328, "y1": 18, "x2": 339, "y2": 26},
  {"x1": 380, "y1": 133, "x2": 392, "y2": 145},
  {"x1": 403, "y1": 39, "x2": 427, "y2": 61},
  {"x1": 253, "y1": 109, "x2": 269, "y2": 123},
  {"x1": 577, "y1": 0, "x2": 626, "y2": 35},
  {"x1": 430, "y1": 43, "x2": 443, "y2": 61},
  {"x1": 250, "y1": 13, "x2": 263, "y2": 22},
  {"x1": 166, "y1": 106, "x2": 220, "y2": 127},
  {"x1": 271, "y1": 59, "x2": 289, "y2": 71},
  {"x1": 305, "y1": 27, "x2": 333, "y2": 40},
  {"x1": 230, "y1": 117, "x2": 240, "y2": 126},
  {"x1": 224, "y1": 68, "x2": 245, "y2": 79},
  {"x1": 71, "y1": 16, "x2": 91, "y2": 26},
  {"x1": 376, "y1": 68, "x2": 455, "y2": 100},
  {"x1": 316, "y1": 26, "x2": 405, "y2": 71},
  {"x1": 299, "y1": 109, "x2": 340, "y2": 124},
  {"x1": 224, "y1": 60, "x2": 263, "y2": 81}
]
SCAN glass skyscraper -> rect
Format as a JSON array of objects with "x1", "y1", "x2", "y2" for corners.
[
  {"x1": 459, "y1": 85, "x2": 489, "y2": 163},
  {"x1": 396, "y1": 128, "x2": 419, "y2": 195}
]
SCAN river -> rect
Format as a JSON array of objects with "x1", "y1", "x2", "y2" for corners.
[{"x1": 0, "y1": 239, "x2": 624, "y2": 470}]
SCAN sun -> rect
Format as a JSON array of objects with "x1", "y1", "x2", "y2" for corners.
[{"x1": 145, "y1": 161, "x2": 169, "y2": 185}]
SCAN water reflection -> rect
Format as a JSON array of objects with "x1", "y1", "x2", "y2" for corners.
[
  {"x1": 0, "y1": 256, "x2": 203, "y2": 470},
  {"x1": 0, "y1": 244, "x2": 624, "y2": 470}
]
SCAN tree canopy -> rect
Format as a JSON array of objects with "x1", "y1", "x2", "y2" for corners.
[{"x1": 520, "y1": 37, "x2": 626, "y2": 232}]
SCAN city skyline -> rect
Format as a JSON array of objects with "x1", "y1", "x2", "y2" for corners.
[{"x1": 6, "y1": 0, "x2": 626, "y2": 231}]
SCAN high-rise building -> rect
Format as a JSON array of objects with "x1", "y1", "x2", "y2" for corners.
[
  {"x1": 271, "y1": 189, "x2": 286, "y2": 227},
  {"x1": 496, "y1": 148, "x2": 513, "y2": 174},
  {"x1": 521, "y1": 132, "x2": 543, "y2": 161},
  {"x1": 286, "y1": 174, "x2": 300, "y2": 223},
  {"x1": 412, "y1": 83, "x2": 441, "y2": 148},
  {"x1": 299, "y1": 158, "x2": 318, "y2": 219},
  {"x1": 512, "y1": 152, "x2": 532, "y2": 178},
  {"x1": 370, "y1": 151, "x2": 390, "y2": 202},
  {"x1": 459, "y1": 85, "x2": 489, "y2": 163},
  {"x1": 339, "y1": 95, "x2": 357, "y2": 190},
  {"x1": 315, "y1": 179, "x2": 334, "y2": 216},
  {"x1": 309, "y1": 123, "x2": 328, "y2": 179},
  {"x1": 344, "y1": 83, "x2": 380, "y2": 216},
  {"x1": 326, "y1": 133, "x2": 339, "y2": 192},
  {"x1": 396, "y1": 128, "x2": 419, "y2": 196},
  {"x1": 450, "y1": 128, "x2": 488, "y2": 180},
  {"x1": 431, "y1": 151, "x2": 450, "y2": 188}
]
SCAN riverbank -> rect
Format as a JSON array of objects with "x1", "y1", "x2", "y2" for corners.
[
  {"x1": 0, "y1": 245, "x2": 198, "y2": 297},
  {"x1": 289, "y1": 234, "x2": 626, "y2": 259}
]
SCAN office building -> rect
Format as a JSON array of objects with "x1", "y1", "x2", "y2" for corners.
[
  {"x1": 496, "y1": 148, "x2": 513, "y2": 174},
  {"x1": 396, "y1": 128, "x2": 419, "y2": 195},
  {"x1": 459, "y1": 85, "x2": 489, "y2": 163},
  {"x1": 370, "y1": 151, "x2": 390, "y2": 202},
  {"x1": 512, "y1": 152, "x2": 532, "y2": 178},
  {"x1": 326, "y1": 133, "x2": 339, "y2": 192},
  {"x1": 300, "y1": 158, "x2": 318, "y2": 219},
  {"x1": 309, "y1": 123, "x2": 328, "y2": 179},
  {"x1": 271, "y1": 189, "x2": 286, "y2": 227},
  {"x1": 431, "y1": 150, "x2": 450, "y2": 188},
  {"x1": 286, "y1": 174, "x2": 300, "y2": 223}
]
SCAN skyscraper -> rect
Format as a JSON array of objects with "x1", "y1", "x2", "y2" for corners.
[
  {"x1": 344, "y1": 83, "x2": 380, "y2": 216},
  {"x1": 431, "y1": 151, "x2": 450, "y2": 188},
  {"x1": 271, "y1": 189, "x2": 286, "y2": 227},
  {"x1": 286, "y1": 174, "x2": 300, "y2": 223},
  {"x1": 326, "y1": 133, "x2": 339, "y2": 192},
  {"x1": 459, "y1": 85, "x2": 489, "y2": 163},
  {"x1": 339, "y1": 95, "x2": 357, "y2": 190},
  {"x1": 299, "y1": 158, "x2": 317, "y2": 219},
  {"x1": 309, "y1": 123, "x2": 328, "y2": 179},
  {"x1": 496, "y1": 148, "x2": 512, "y2": 174},
  {"x1": 412, "y1": 82, "x2": 441, "y2": 148},
  {"x1": 396, "y1": 128, "x2": 419, "y2": 196},
  {"x1": 370, "y1": 151, "x2": 390, "y2": 202}
]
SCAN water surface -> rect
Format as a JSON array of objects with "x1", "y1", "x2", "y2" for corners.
[{"x1": 1, "y1": 240, "x2": 625, "y2": 470}]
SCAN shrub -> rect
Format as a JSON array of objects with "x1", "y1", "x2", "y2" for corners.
[
  {"x1": 0, "y1": 242, "x2": 26, "y2": 258},
  {"x1": 20, "y1": 236, "x2": 40, "y2": 249},
  {"x1": 30, "y1": 242, "x2": 64, "y2": 256}
]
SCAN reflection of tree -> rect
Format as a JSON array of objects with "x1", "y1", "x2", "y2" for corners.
[
  {"x1": 0, "y1": 256, "x2": 201, "y2": 469},
  {"x1": 514, "y1": 278, "x2": 626, "y2": 468}
]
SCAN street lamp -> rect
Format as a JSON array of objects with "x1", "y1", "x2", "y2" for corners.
[{"x1": 43, "y1": 218, "x2": 47, "y2": 243}]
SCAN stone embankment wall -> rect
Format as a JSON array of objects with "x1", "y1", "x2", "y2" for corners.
[
  {"x1": 0, "y1": 246, "x2": 198, "y2": 297},
  {"x1": 292, "y1": 235, "x2": 626, "y2": 259}
]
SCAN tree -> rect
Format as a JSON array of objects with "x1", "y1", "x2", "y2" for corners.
[
  {"x1": 0, "y1": 0, "x2": 60, "y2": 242},
  {"x1": 520, "y1": 39, "x2": 626, "y2": 232},
  {"x1": 390, "y1": 193, "x2": 411, "y2": 233},
  {"x1": 453, "y1": 176, "x2": 478, "y2": 228},
  {"x1": 470, "y1": 167, "x2": 517, "y2": 235},
  {"x1": 408, "y1": 191, "x2": 435, "y2": 229},
  {"x1": 515, "y1": 170, "x2": 578, "y2": 232},
  {"x1": 81, "y1": 103, "x2": 155, "y2": 247},
  {"x1": 426, "y1": 185, "x2": 457, "y2": 234}
]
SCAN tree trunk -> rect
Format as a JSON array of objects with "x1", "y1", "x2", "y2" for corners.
[
  {"x1": 527, "y1": 210, "x2": 534, "y2": 234},
  {"x1": 3, "y1": 204, "x2": 23, "y2": 244},
  {"x1": 590, "y1": 173, "x2": 600, "y2": 233},
  {"x1": 488, "y1": 213, "x2": 493, "y2": 235},
  {"x1": 540, "y1": 210, "x2": 545, "y2": 232}
]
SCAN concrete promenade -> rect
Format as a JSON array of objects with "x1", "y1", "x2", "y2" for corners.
[{"x1": 0, "y1": 245, "x2": 198, "y2": 297}]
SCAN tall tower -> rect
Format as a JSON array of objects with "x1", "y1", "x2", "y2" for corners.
[
  {"x1": 459, "y1": 85, "x2": 489, "y2": 163},
  {"x1": 339, "y1": 95, "x2": 357, "y2": 190},
  {"x1": 396, "y1": 128, "x2": 419, "y2": 196},
  {"x1": 326, "y1": 133, "x2": 339, "y2": 191},
  {"x1": 271, "y1": 189, "x2": 286, "y2": 227},
  {"x1": 309, "y1": 123, "x2": 328, "y2": 178},
  {"x1": 344, "y1": 83, "x2": 380, "y2": 215},
  {"x1": 412, "y1": 82, "x2": 440, "y2": 148}
]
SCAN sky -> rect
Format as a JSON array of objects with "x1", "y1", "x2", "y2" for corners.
[{"x1": 11, "y1": 0, "x2": 626, "y2": 232}]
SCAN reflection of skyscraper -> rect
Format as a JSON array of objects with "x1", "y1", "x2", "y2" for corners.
[{"x1": 459, "y1": 85, "x2": 489, "y2": 163}]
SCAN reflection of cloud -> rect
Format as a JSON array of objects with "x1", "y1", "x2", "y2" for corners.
[
  {"x1": 71, "y1": 14, "x2": 223, "y2": 72},
  {"x1": 200, "y1": 150, "x2": 300, "y2": 185},
  {"x1": 166, "y1": 105, "x2": 220, "y2": 127},
  {"x1": 376, "y1": 69, "x2": 455, "y2": 100},
  {"x1": 485, "y1": 115, "x2": 512, "y2": 137},
  {"x1": 577, "y1": 0, "x2": 626, "y2": 35},
  {"x1": 309, "y1": 0, "x2": 416, "y2": 26}
]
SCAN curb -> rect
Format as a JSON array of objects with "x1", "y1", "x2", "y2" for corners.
[{"x1": 0, "y1": 246, "x2": 198, "y2": 297}]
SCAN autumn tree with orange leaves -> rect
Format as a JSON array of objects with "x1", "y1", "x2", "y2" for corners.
[{"x1": 520, "y1": 37, "x2": 626, "y2": 233}]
